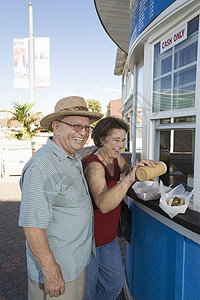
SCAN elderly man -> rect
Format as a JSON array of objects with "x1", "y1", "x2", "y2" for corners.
[{"x1": 19, "y1": 96, "x2": 103, "y2": 300}]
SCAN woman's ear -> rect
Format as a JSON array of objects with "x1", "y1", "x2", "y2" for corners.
[{"x1": 99, "y1": 137, "x2": 104, "y2": 146}]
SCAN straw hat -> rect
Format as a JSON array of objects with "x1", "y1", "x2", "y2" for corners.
[{"x1": 40, "y1": 96, "x2": 103, "y2": 131}]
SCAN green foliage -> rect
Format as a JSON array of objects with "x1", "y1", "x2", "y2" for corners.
[
  {"x1": 106, "y1": 102, "x2": 110, "y2": 116},
  {"x1": 14, "y1": 132, "x2": 23, "y2": 140},
  {"x1": 9, "y1": 102, "x2": 42, "y2": 140},
  {"x1": 86, "y1": 99, "x2": 102, "y2": 113}
]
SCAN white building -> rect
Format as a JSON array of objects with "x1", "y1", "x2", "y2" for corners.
[{"x1": 94, "y1": 1, "x2": 200, "y2": 299}]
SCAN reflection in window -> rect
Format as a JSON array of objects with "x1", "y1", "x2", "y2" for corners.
[
  {"x1": 173, "y1": 64, "x2": 196, "y2": 109},
  {"x1": 174, "y1": 42, "x2": 197, "y2": 69},
  {"x1": 153, "y1": 76, "x2": 172, "y2": 111},
  {"x1": 174, "y1": 66, "x2": 196, "y2": 87}
]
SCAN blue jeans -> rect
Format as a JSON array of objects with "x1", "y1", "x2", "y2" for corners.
[{"x1": 83, "y1": 237, "x2": 125, "y2": 300}]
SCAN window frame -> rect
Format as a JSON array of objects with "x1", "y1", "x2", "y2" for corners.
[
  {"x1": 150, "y1": 15, "x2": 200, "y2": 211},
  {"x1": 153, "y1": 28, "x2": 198, "y2": 112}
]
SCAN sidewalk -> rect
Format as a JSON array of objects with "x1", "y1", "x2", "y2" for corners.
[
  {"x1": 0, "y1": 176, "x2": 21, "y2": 201},
  {"x1": 0, "y1": 176, "x2": 127, "y2": 300},
  {"x1": 0, "y1": 176, "x2": 27, "y2": 300}
]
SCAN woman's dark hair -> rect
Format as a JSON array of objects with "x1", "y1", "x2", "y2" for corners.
[{"x1": 91, "y1": 116, "x2": 129, "y2": 148}]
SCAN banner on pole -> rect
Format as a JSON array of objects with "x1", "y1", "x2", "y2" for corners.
[
  {"x1": 13, "y1": 38, "x2": 29, "y2": 88},
  {"x1": 34, "y1": 37, "x2": 50, "y2": 88}
]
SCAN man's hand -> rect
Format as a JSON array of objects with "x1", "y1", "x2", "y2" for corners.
[
  {"x1": 43, "y1": 262, "x2": 65, "y2": 297},
  {"x1": 23, "y1": 227, "x2": 65, "y2": 298}
]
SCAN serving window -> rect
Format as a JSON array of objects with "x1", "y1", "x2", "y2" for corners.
[
  {"x1": 159, "y1": 126, "x2": 195, "y2": 188},
  {"x1": 151, "y1": 15, "x2": 199, "y2": 211}
]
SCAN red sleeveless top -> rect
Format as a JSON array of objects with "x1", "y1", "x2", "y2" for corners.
[{"x1": 83, "y1": 154, "x2": 121, "y2": 246}]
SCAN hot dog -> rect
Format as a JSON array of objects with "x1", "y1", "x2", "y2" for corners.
[{"x1": 167, "y1": 196, "x2": 185, "y2": 206}]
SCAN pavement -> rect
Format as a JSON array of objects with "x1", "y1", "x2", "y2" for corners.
[
  {"x1": 0, "y1": 176, "x2": 127, "y2": 300},
  {"x1": 0, "y1": 176, "x2": 27, "y2": 300}
]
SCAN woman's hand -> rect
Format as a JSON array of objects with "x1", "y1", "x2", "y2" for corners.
[{"x1": 125, "y1": 159, "x2": 158, "y2": 184}]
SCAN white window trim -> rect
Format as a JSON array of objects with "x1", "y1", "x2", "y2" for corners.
[
  {"x1": 193, "y1": 15, "x2": 200, "y2": 212},
  {"x1": 150, "y1": 107, "x2": 196, "y2": 120},
  {"x1": 156, "y1": 122, "x2": 196, "y2": 131}
]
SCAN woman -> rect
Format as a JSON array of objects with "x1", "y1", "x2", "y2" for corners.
[{"x1": 83, "y1": 116, "x2": 157, "y2": 300}]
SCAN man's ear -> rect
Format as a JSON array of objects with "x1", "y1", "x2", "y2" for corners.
[{"x1": 52, "y1": 120, "x2": 59, "y2": 134}]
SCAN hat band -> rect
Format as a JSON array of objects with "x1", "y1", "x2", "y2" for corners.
[{"x1": 59, "y1": 106, "x2": 89, "y2": 112}]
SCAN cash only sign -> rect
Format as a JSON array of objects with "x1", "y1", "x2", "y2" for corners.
[{"x1": 160, "y1": 23, "x2": 187, "y2": 54}]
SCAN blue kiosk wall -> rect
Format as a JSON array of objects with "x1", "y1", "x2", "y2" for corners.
[{"x1": 125, "y1": 201, "x2": 200, "y2": 300}]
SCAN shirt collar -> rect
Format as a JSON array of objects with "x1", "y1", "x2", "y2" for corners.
[{"x1": 47, "y1": 137, "x2": 82, "y2": 161}]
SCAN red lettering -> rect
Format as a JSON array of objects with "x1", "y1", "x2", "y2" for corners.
[
  {"x1": 174, "y1": 28, "x2": 185, "y2": 42},
  {"x1": 168, "y1": 37, "x2": 172, "y2": 46},
  {"x1": 162, "y1": 37, "x2": 172, "y2": 49}
]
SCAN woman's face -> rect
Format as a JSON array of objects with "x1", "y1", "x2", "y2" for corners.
[{"x1": 101, "y1": 128, "x2": 126, "y2": 159}]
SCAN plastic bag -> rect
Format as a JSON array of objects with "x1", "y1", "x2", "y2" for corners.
[
  {"x1": 132, "y1": 181, "x2": 163, "y2": 201},
  {"x1": 159, "y1": 180, "x2": 193, "y2": 218}
]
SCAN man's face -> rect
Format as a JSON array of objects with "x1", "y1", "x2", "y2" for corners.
[{"x1": 52, "y1": 115, "x2": 90, "y2": 155}]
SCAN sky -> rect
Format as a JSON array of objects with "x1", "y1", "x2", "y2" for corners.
[{"x1": 0, "y1": 0, "x2": 121, "y2": 116}]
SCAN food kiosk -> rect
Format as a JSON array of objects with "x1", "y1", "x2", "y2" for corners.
[{"x1": 94, "y1": 0, "x2": 200, "y2": 298}]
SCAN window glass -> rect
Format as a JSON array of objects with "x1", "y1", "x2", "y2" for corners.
[
  {"x1": 153, "y1": 43, "x2": 160, "y2": 78},
  {"x1": 174, "y1": 42, "x2": 198, "y2": 69},
  {"x1": 159, "y1": 129, "x2": 195, "y2": 188},
  {"x1": 187, "y1": 15, "x2": 199, "y2": 36},
  {"x1": 136, "y1": 66, "x2": 144, "y2": 156},
  {"x1": 173, "y1": 65, "x2": 196, "y2": 109},
  {"x1": 161, "y1": 55, "x2": 172, "y2": 75},
  {"x1": 153, "y1": 17, "x2": 198, "y2": 112},
  {"x1": 160, "y1": 116, "x2": 196, "y2": 124},
  {"x1": 174, "y1": 66, "x2": 196, "y2": 87},
  {"x1": 153, "y1": 75, "x2": 172, "y2": 111}
]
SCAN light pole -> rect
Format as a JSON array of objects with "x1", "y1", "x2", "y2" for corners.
[{"x1": 29, "y1": 2, "x2": 34, "y2": 107}]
